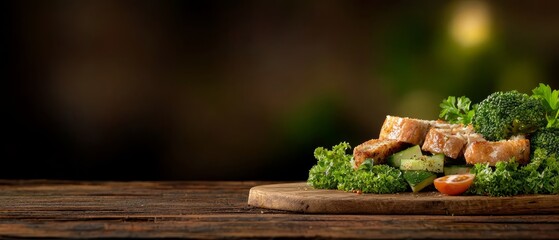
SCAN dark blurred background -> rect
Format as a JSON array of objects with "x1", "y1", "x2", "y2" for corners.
[{"x1": 3, "y1": 0, "x2": 559, "y2": 180}]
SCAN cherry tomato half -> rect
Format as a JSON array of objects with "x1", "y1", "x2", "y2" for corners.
[{"x1": 434, "y1": 174, "x2": 475, "y2": 196}]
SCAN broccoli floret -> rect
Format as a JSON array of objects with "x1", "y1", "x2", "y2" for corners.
[
  {"x1": 530, "y1": 128, "x2": 559, "y2": 157},
  {"x1": 472, "y1": 90, "x2": 546, "y2": 141}
]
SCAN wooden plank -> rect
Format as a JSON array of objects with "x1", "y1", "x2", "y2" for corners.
[
  {"x1": 0, "y1": 180, "x2": 558, "y2": 239},
  {"x1": 248, "y1": 182, "x2": 559, "y2": 215},
  {"x1": 1, "y1": 215, "x2": 559, "y2": 239}
]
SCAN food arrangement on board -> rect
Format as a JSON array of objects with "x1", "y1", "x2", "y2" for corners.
[{"x1": 308, "y1": 84, "x2": 559, "y2": 196}]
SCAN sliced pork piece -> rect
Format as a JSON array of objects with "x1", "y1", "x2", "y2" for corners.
[
  {"x1": 422, "y1": 128, "x2": 466, "y2": 159},
  {"x1": 422, "y1": 124, "x2": 485, "y2": 159},
  {"x1": 464, "y1": 138, "x2": 530, "y2": 166},
  {"x1": 352, "y1": 139, "x2": 407, "y2": 168},
  {"x1": 379, "y1": 115, "x2": 433, "y2": 145}
]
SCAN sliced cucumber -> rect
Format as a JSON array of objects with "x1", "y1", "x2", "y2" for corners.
[
  {"x1": 443, "y1": 165, "x2": 472, "y2": 176},
  {"x1": 403, "y1": 170, "x2": 437, "y2": 193},
  {"x1": 387, "y1": 145, "x2": 422, "y2": 168},
  {"x1": 400, "y1": 154, "x2": 444, "y2": 173}
]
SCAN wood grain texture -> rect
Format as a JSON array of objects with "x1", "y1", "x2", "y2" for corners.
[
  {"x1": 0, "y1": 180, "x2": 558, "y2": 239},
  {"x1": 248, "y1": 182, "x2": 559, "y2": 215}
]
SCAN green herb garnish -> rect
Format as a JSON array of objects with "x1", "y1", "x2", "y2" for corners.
[
  {"x1": 532, "y1": 83, "x2": 559, "y2": 128},
  {"x1": 468, "y1": 148, "x2": 559, "y2": 196},
  {"x1": 307, "y1": 142, "x2": 353, "y2": 189},
  {"x1": 467, "y1": 160, "x2": 523, "y2": 196},
  {"x1": 308, "y1": 142, "x2": 408, "y2": 193},
  {"x1": 439, "y1": 96, "x2": 476, "y2": 125}
]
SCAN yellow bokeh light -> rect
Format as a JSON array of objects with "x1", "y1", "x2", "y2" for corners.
[{"x1": 450, "y1": 0, "x2": 490, "y2": 48}]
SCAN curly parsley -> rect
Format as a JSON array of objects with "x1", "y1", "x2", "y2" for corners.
[
  {"x1": 468, "y1": 148, "x2": 559, "y2": 196},
  {"x1": 307, "y1": 142, "x2": 353, "y2": 189},
  {"x1": 308, "y1": 142, "x2": 408, "y2": 193}
]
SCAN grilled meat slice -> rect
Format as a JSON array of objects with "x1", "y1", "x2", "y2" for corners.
[
  {"x1": 422, "y1": 128, "x2": 466, "y2": 159},
  {"x1": 352, "y1": 139, "x2": 408, "y2": 168},
  {"x1": 464, "y1": 138, "x2": 530, "y2": 166},
  {"x1": 379, "y1": 115, "x2": 433, "y2": 145},
  {"x1": 422, "y1": 124, "x2": 485, "y2": 159}
]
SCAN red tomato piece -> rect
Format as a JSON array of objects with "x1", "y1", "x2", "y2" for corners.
[{"x1": 434, "y1": 174, "x2": 475, "y2": 196}]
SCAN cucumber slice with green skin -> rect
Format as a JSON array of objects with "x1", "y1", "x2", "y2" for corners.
[
  {"x1": 443, "y1": 165, "x2": 472, "y2": 176},
  {"x1": 400, "y1": 154, "x2": 444, "y2": 173},
  {"x1": 387, "y1": 145, "x2": 422, "y2": 168},
  {"x1": 403, "y1": 170, "x2": 437, "y2": 193}
]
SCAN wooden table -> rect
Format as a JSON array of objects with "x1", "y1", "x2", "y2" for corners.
[{"x1": 0, "y1": 180, "x2": 558, "y2": 239}]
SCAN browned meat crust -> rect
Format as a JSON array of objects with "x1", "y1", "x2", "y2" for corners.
[
  {"x1": 379, "y1": 116, "x2": 432, "y2": 145},
  {"x1": 352, "y1": 139, "x2": 408, "y2": 168},
  {"x1": 422, "y1": 128, "x2": 467, "y2": 159},
  {"x1": 421, "y1": 124, "x2": 485, "y2": 159},
  {"x1": 464, "y1": 138, "x2": 530, "y2": 166},
  {"x1": 357, "y1": 115, "x2": 528, "y2": 168}
]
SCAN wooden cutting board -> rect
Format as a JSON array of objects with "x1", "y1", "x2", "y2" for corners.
[{"x1": 248, "y1": 182, "x2": 559, "y2": 215}]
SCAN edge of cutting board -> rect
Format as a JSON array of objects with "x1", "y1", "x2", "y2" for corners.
[{"x1": 247, "y1": 182, "x2": 559, "y2": 215}]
